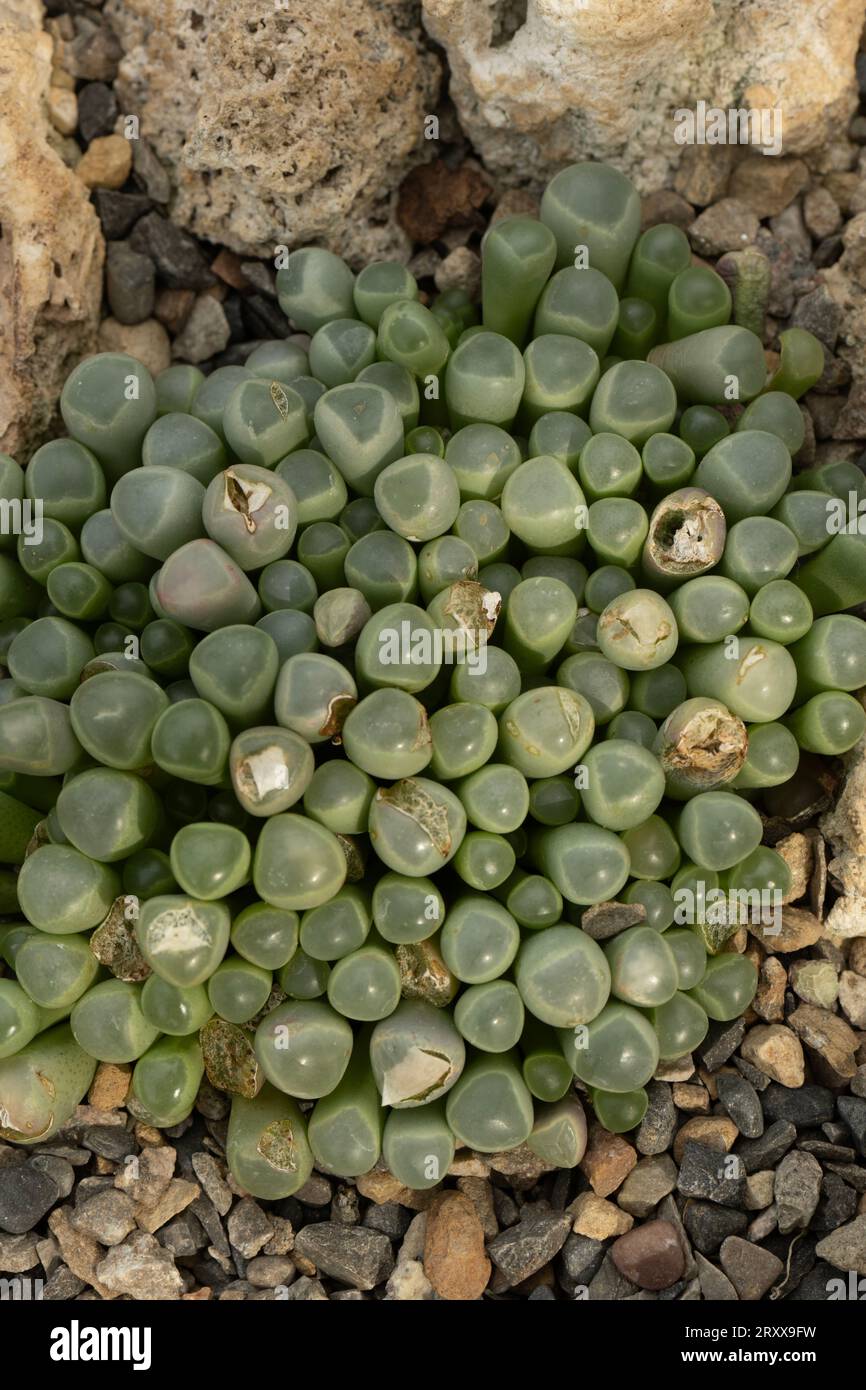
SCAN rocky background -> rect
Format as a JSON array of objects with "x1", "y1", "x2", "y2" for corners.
[{"x1": 1, "y1": 0, "x2": 866, "y2": 1301}]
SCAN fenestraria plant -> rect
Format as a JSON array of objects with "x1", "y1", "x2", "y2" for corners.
[{"x1": 0, "y1": 161, "x2": 861, "y2": 1196}]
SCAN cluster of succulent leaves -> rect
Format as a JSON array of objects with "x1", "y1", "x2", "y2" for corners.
[{"x1": 1, "y1": 160, "x2": 865, "y2": 1198}]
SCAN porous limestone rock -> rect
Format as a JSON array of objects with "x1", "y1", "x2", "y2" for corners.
[
  {"x1": 0, "y1": 0, "x2": 103, "y2": 459},
  {"x1": 420, "y1": 0, "x2": 863, "y2": 193},
  {"x1": 106, "y1": 0, "x2": 441, "y2": 263},
  {"x1": 821, "y1": 727, "x2": 866, "y2": 941}
]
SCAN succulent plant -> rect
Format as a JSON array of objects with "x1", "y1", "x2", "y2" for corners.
[{"x1": 0, "y1": 159, "x2": 856, "y2": 1197}]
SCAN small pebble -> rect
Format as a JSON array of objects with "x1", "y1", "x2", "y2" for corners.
[
  {"x1": 813, "y1": 1174, "x2": 859, "y2": 1233},
  {"x1": 716, "y1": 1073, "x2": 764, "y2": 1138},
  {"x1": 636, "y1": 1082, "x2": 677, "y2": 1155},
  {"x1": 673, "y1": 1115, "x2": 738, "y2": 1165},
  {"x1": 0, "y1": 1232, "x2": 40, "y2": 1273},
  {"x1": 76, "y1": 134, "x2": 133, "y2": 190},
  {"x1": 762, "y1": 1083, "x2": 834, "y2": 1127},
  {"x1": 695, "y1": 1252, "x2": 738, "y2": 1301},
  {"x1": 130, "y1": 212, "x2": 216, "y2": 290},
  {"x1": 697, "y1": 1017, "x2": 746, "y2": 1071},
  {"x1": 172, "y1": 295, "x2": 231, "y2": 363},
  {"x1": 77, "y1": 81, "x2": 119, "y2": 143},
  {"x1": 740, "y1": 1024, "x2": 805, "y2": 1087},
  {"x1": 132, "y1": 139, "x2": 171, "y2": 203},
  {"x1": 839, "y1": 971, "x2": 866, "y2": 1029},
  {"x1": 384, "y1": 1258, "x2": 434, "y2": 1300},
  {"x1": 48, "y1": 86, "x2": 78, "y2": 136},
  {"x1": 487, "y1": 1208, "x2": 572, "y2": 1287},
  {"x1": 580, "y1": 1125, "x2": 637, "y2": 1196},
  {"x1": 98, "y1": 317, "x2": 172, "y2": 375},
  {"x1": 71, "y1": 1188, "x2": 137, "y2": 1246},
  {"x1": 293, "y1": 1223, "x2": 395, "y2": 1291},
  {"x1": 227, "y1": 1197, "x2": 274, "y2": 1258},
  {"x1": 616, "y1": 1154, "x2": 678, "y2": 1218},
  {"x1": 803, "y1": 187, "x2": 842, "y2": 240},
  {"x1": 789, "y1": 959, "x2": 839, "y2": 1008},
  {"x1": 246, "y1": 1255, "x2": 296, "y2": 1288},
  {"x1": 96, "y1": 1230, "x2": 184, "y2": 1300},
  {"x1": 568, "y1": 1192, "x2": 633, "y2": 1239},
  {"x1": 672, "y1": 1082, "x2": 710, "y2": 1113},
  {"x1": 745, "y1": 1169, "x2": 776, "y2": 1210},
  {"x1": 682, "y1": 1201, "x2": 748, "y2": 1255},
  {"x1": 423, "y1": 1190, "x2": 490, "y2": 1300},
  {"x1": 677, "y1": 1141, "x2": 746, "y2": 1207},
  {"x1": 774, "y1": 1150, "x2": 823, "y2": 1233},
  {"x1": 837, "y1": 1096, "x2": 866, "y2": 1157},
  {"x1": 190, "y1": 1153, "x2": 232, "y2": 1216},
  {"x1": 0, "y1": 1164, "x2": 60, "y2": 1234},
  {"x1": 814, "y1": 1215, "x2": 866, "y2": 1276},
  {"x1": 611, "y1": 1219, "x2": 685, "y2": 1291},
  {"x1": 91, "y1": 189, "x2": 152, "y2": 240},
  {"x1": 719, "y1": 1235, "x2": 784, "y2": 1299},
  {"x1": 106, "y1": 242, "x2": 156, "y2": 325},
  {"x1": 688, "y1": 198, "x2": 759, "y2": 256}
]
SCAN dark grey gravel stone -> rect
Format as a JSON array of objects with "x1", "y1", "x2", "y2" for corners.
[
  {"x1": 682, "y1": 1200, "x2": 748, "y2": 1255},
  {"x1": 695, "y1": 1252, "x2": 738, "y2": 1300},
  {"x1": 42, "y1": 1265, "x2": 86, "y2": 1300},
  {"x1": 362, "y1": 1202, "x2": 410, "y2": 1240},
  {"x1": 697, "y1": 1017, "x2": 747, "y2": 1071},
  {"x1": 790, "y1": 284, "x2": 842, "y2": 350},
  {"x1": 129, "y1": 212, "x2": 215, "y2": 290},
  {"x1": 241, "y1": 293, "x2": 290, "y2": 340},
  {"x1": 227, "y1": 1197, "x2": 273, "y2": 1259},
  {"x1": 588, "y1": 1251, "x2": 639, "y2": 1300},
  {"x1": 762, "y1": 1083, "x2": 834, "y2": 1127},
  {"x1": 824, "y1": 1162, "x2": 866, "y2": 1193},
  {"x1": 717, "y1": 1073, "x2": 764, "y2": 1138},
  {"x1": 189, "y1": 1194, "x2": 231, "y2": 1257},
  {"x1": 283, "y1": 1275, "x2": 328, "y2": 1300},
  {"x1": 813, "y1": 1174, "x2": 859, "y2": 1233},
  {"x1": 528, "y1": 1285, "x2": 557, "y2": 1300},
  {"x1": 157, "y1": 1210, "x2": 207, "y2": 1257},
  {"x1": 787, "y1": 1261, "x2": 838, "y2": 1300},
  {"x1": 491, "y1": 1187, "x2": 519, "y2": 1227},
  {"x1": 798, "y1": 1140, "x2": 856, "y2": 1164},
  {"x1": 132, "y1": 140, "x2": 171, "y2": 203},
  {"x1": 736, "y1": 1120, "x2": 797, "y2": 1174},
  {"x1": 837, "y1": 1095, "x2": 866, "y2": 1157},
  {"x1": 774, "y1": 1150, "x2": 823, "y2": 1233},
  {"x1": 81, "y1": 1126, "x2": 137, "y2": 1160},
  {"x1": 734, "y1": 1055, "x2": 771, "y2": 1091},
  {"x1": 0, "y1": 1164, "x2": 59, "y2": 1234},
  {"x1": 106, "y1": 242, "x2": 156, "y2": 325},
  {"x1": 92, "y1": 190, "x2": 152, "y2": 240},
  {"x1": 77, "y1": 81, "x2": 118, "y2": 142},
  {"x1": 677, "y1": 1141, "x2": 747, "y2": 1207},
  {"x1": 636, "y1": 1081, "x2": 676, "y2": 1155},
  {"x1": 559, "y1": 1233, "x2": 605, "y2": 1291},
  {"x1": 29, "y1": 1154, "x2": 74, "y2": 1199},
  {"x1": 241, "y1": 261, "x2": 277, "y2": 296},
  {"x1": 813, "y1": 235, "x2": 844, "y2": 269},
  {"x1": 488, "y1": 1209, "x2": 571, "y2": 1286},
  {"x1": 293, "y1": 1223, "x2": 394, "y2": 1290}
]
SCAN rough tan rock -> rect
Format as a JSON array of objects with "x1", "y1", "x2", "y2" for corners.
[
  {"x1": 569, "y1": 1191, "x2": 633, "y2": 1239},
  {"x1": 580, "y1": 1124, "x2": 637, "y2": 1197},
  {"x1": 740, "y1": 1024, "x2": 805, "y2": 1087},
  {"x1": 87, "y1": 1063, "x2": 131, "y2": 1111},
  {"x1": 97, "y1": 317, "x2": 171, "y2": 376},
  {"x1": 0, "y1": 0, "x2": 103, "y2": 459},
  {"x1": 107, "y1": 0, "x2": 440, "y2": 261},
  {"x1": 819, "y1": 732, "x2": 866, "y2": 940},
  {"x1": 421, "y1": 0, "x2": 863, "y2": 193},
  {"x1": 423, "y1": 1190, "x2": 490, "y2": 1301},
  {"x1": 673, "y1": 1116, "x2": 739, "y2": 1165},
  {"x1": 76, "y1": 133, "x2": 133, "y2": 190}
]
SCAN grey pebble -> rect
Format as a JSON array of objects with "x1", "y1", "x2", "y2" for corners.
[
  {"x1": 293, "y1": 1223, "x2": 395, "y2": 1291},
  {"x1": 487, "y1": 1209, "x2": 572, "y2": 1286},
  {"x1": 0, "y1": 1164, "x2": 59, "y2": 1234},
  {"x1": 106, "y1": 242, "x2": 156, "y2": 325},
  {"x1": 735, "y1": 1120, "x2": 796, "y2": 1174},
  {"x1": 677, "y1": 1141, "x2": 747, "y2": 1207},
  {"x1": 717, "y1": 1073, "x2": 764, "y2": 1138}
]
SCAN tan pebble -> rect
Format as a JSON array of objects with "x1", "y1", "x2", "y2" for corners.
[
  {"x1": 752, "y1": 956, "x2": 787, "y2": 1022},
  {"x1": 745, "y1": 1170, "x2": 775, "y2": 1210},
  {"x1": 423, "y1": 1190, "x2": 490, "y2": 1301},
  {"x1": 88, "y1": 1062, "x2": 131, "y2": 1111},
  {"x1": 568, "y1": 1191, "x2": 634, "y2": 1240},
  {"x1": 77, "y1": 134, "x2": 133, "y2": 190},
  {"x1": 580, "y1": 1124, "x2": 637, "y2": 1197},
  {"x1": 98, "y1": 318, "x2": 171, "y2": 376},
  {"x1": 740, "y1": 1024, "x2": 805, "y2": 1087},
  {"x1": 672, "y1": 1083, "x2": 710, "y2": 1113},
  {"x1": 673, "y1": 1116, "x2": 739, "y2": 1165},
  {"x1": 48, "y1": 86, "x2": 78, "y2": 136},
  {"x1": 839, "y1": 971, "x2": 866, "y2": 1029}
]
